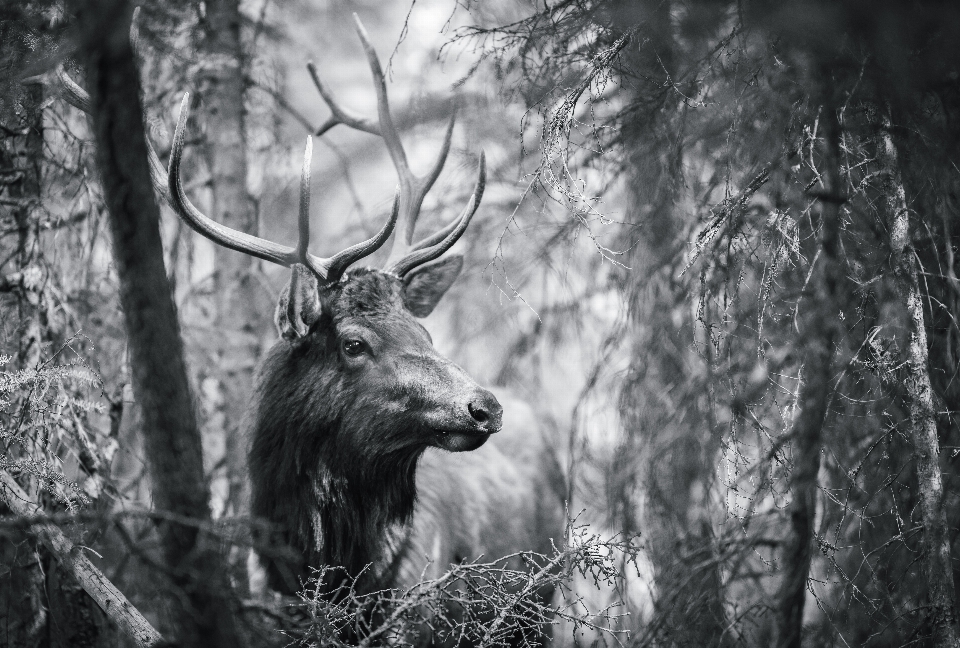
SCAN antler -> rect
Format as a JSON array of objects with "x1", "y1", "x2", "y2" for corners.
[
  {"x1": 309, "y1": 13, "x2": 485, "y2": 278},
  {"x1": 37, "y1": 8, "x2": 398, "y2": 285},
  {"x1": 169, "y1": 94, "x2": 399, "y2": 283},
  {"x1": 43, "y1": 58, "x2": 398, "y2": 284}
]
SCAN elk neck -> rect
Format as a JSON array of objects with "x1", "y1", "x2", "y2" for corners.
[{"x1": 248, "y1": 275, "x2": 429, "y2": 591}]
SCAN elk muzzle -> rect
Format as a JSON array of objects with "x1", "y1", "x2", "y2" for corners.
[{"x1": 429, "y1": 386, "x2": 502, "y2": 453}]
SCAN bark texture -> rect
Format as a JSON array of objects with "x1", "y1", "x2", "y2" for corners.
[
  {"x1": 70, "y1": 1, "x2": 243, "y2": 645},
  {"x1": 0, "y1": 75, "x2": 47, "y2": 648},
  {"x1": 11, "y1": 83, "x2": 44, "y2": 369},
  {"x1": 199, "y1": 0, "x2": 265, "y2": 539},
  {"x1": 880, "y1": 110, "x2": 960, "y2": 648},
  {"x1": 774, "y1": 95, "x2": 843, "y2": 648}
]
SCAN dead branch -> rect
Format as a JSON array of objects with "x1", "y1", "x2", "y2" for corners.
[{"x1": 0, "y1": 470, "x2": 163, "y2": 648}]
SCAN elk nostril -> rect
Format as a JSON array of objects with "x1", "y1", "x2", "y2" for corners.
[{"x1": 468, "y1": 402, "x2": 489, "y2": 423}]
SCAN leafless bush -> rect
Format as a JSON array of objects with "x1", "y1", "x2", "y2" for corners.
[{"x1": 288, "y1": 517, "x2": 640, "y2": 648}]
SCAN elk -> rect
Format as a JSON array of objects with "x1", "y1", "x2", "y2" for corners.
[{"x1": 161, "y1": 14, "x2": 564, "y2": 612}]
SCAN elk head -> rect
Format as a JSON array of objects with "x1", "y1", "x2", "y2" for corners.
[{"x1": 167, "y1": 111, "x2": 497, "y2": 446}]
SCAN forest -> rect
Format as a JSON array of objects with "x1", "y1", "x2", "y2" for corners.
[{"x1": 2, "y1": 0, "x2": 960, "y2": 647}]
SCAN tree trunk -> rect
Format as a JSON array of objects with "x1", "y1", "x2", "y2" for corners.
[
  {"x1": 198, "y1": 0, "x2": 266, "y2": 578},
  {"x1": 774, "y1": 89, "x2": 843, "y2": 648},
  {"x1": 879, "y1": 109, "x2": 960, "y2": 648},
  {"x1": 70, "y1": 1, "x2": 243, "y2": 646},
  {"x1": 0, "y1": 71, "x2": 48, "y2": 648},
  {"x1": 12, "y1": 83, "x2": 43, "y2": 369},
  {"x1": 613, "y1": 1, "x2": 732, "y2": 643}
]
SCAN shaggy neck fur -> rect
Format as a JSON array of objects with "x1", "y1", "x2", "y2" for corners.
[{"x1": 249, "y1": 271, "x2": 425, "y2": 594}]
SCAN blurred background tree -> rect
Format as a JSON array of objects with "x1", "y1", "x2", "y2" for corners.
[
  {"x1": 1, "y1": 0, "x2": 959, "y2": 647},
  {"x1": 456, "y1": 0, "x2": 960, "y2": 645}
]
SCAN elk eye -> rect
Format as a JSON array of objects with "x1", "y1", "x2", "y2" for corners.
[{"x1": 341, "y1": 339, "x2": 366, "y2": 357}]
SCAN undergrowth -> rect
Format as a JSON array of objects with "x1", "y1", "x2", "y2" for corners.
[
  {"x1": 292, "y1": 517, "x2": 641, "y2": 648},
  {"x1": 0, "y1": 336, "x2": 109, "y2": 510}
]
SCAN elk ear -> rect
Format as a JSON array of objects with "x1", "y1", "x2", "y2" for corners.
[
  {"x1": 402, "y1": 254, "x2": 464, "y2": 318},
  {"x1": 275, "y1": 265, "x2": 322, "y2": 339}
]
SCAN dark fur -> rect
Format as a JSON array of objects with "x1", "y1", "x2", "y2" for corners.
[
  {"x1": 247, "y1": 267, "x2": 564, "y2": 648},
  {"x1": 249, "y1": 268, "x2": 495, "y2": 593}
]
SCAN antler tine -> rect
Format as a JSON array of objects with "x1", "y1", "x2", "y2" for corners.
[
  {"x1": 407, "y1": 210, "x2": 460, "y2": 254},
  {"x1": 171, "y1": 98, "x2": 398, "y2": 281},
  {"x1": 47, "y1": 66, "x2": 306, "y2": 272},
  {"x1": 130, "y1": 7, "x2": 145, "y2": 61},
  {"x1": 388, "y1": 151, "x2": 486, "y2": 278},
  {"x1": 352, "y1": 13, "x2": 412, "y2": 183},
  {"x1": 307, "y1": 61, "x2": 381, "y2": 138},
  {"x1": 294, "y1": 136, "x2": 398, "y2": 281},
  {"x1": 297, "y1": 136, "x2": 322, "y2": 274},
  {"x1": 169, "y1": 93, "x2": 303, "y2": 267},
  {"x1": 20, "y1": 6, "x2": 172, "y2": 206},
  {"x1": 53, "y1": 66, "x2": 91, "y2": 113},
  {"x1": 326, "y1": 187, "x2": 401, "y2": 282},
  {"x1": 424, "y1": 110, "x2": 457, "y2": 195},
  {"x1": 298, "y1": 136, "x2": 312, "y2": 265},
  {"x1": 351, "y1": 13, "x2": 457, "y2": 265}
]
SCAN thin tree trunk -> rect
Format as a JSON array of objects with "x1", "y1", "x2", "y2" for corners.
[
  {"x1": 70, "y1": 1, "x2": 242, "y2": 646},
  {"x1": 0, "y1": 75, "x2": 48, "y2": 648},
  {"x1": 12, "y1": 84, "x2": 43, "y2": 369},
  {"x1": 199, "y1": 0, "x2": 265, "y2": 569},
  {"x1": 614, "y1": 0, "x2": 731, "y2": 642},
  {"x1": 2, "y1": 69, "x2": 110, "y2": 648},
  {"x1": 774, "y1": 93, "x2": 843, "y2": 648},
  {"x1": 12, "y1": 82, "x2": 107, "y2": 648},
  {"x1": 879, "y1": 109, "x2": 960, "y2": 648}
]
